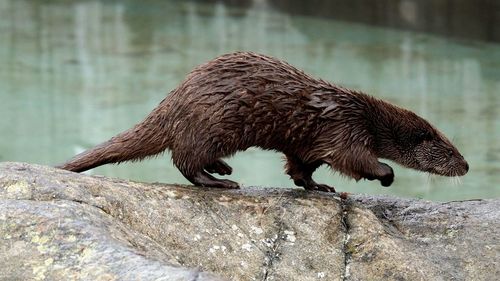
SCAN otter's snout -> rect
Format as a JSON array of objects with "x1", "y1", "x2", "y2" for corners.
[
  {"x1": 457, "y1": 160, "x2": 469, "y2": 176},
  {"x1": 446, "y1": 158, "x2": 469, "y2": 177},
  {"x1": 427, "y1": 156, "x2": 468, "y2": 177}
]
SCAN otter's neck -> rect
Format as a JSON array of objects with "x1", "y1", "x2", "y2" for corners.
[{"x1": 365, "y1": 98, "x2": 409, "y2": 160}]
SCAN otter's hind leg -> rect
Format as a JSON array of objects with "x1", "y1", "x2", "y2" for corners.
[
  {"x1": 285, "y1": 155, "x2": 335, "y2": 192},
  {"x1": 205, "y1": 159, "x2": 233, "y2": 175},
  {"x1": 183, "y1": 170, "x2": 239, "y2": 189},
  {"x1": 172, "y1": 150, "x2": 239, "y2": 189}
]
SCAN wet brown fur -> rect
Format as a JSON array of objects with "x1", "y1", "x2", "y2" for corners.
[{"x1": 57, "y1": 52, "x2": 469, "y2": 192}]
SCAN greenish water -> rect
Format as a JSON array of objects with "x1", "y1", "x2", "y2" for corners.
[{"x1": 1, "y1": 0, "x2": 499, "y2": 201}]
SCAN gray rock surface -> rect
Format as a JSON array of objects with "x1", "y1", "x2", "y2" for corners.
[{"x1": 0, "y1": 162, "x2": 498, "y2": 281}]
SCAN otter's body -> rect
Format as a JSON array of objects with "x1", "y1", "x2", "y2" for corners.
[{"x1": 57, "y1": 52, "x2": 468, "y2": 191}]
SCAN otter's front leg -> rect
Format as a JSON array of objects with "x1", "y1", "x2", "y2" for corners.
[
  {"x1": 285, "y1": 155, "x2": 335, "y2": 192},
  {"x1": 363, "y1": 161, "x2": 394, "y2": 187},
  {"x1": 326, "y1": 146, "x2": 394, "y2": 187}
]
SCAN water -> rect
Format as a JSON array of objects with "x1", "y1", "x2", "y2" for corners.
[{"x1": 1, "y1": 0, "x2": 499, "y2": 201}]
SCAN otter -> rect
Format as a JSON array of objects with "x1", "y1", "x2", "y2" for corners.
[{"x1": 57, "y1": 52, "x2": 469, "y2": 192}]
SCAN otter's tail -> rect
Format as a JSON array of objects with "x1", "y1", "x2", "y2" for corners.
[{"x1": 56, "y1": 116, "x2": 170, "y2": 173}]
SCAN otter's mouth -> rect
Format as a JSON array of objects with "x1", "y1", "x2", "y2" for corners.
[
  {"x1": 427, "y1": 167, "x2": 447, "y2": 176},
  {"x1": 427, "y1": 163, "x2": 469, "y2": 177}
]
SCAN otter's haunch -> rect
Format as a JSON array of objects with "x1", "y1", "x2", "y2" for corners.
[{"x1": 57, "y1": 52, "x2": 469, "y2": 192}]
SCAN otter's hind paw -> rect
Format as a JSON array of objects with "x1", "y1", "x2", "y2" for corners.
[{"x1": 204, "y1": 159, "x2": 233, "y2": 176}]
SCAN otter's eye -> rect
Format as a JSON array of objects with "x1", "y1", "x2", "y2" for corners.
[
  {"x1": 447, "y1": 149, "x2": 453, "y2": 157},
  {"x1": 416, "y1": 131, "x2": 431, "y2": 143}
]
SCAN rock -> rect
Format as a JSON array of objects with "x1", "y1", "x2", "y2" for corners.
[
  {"x1": 0, "y1": 162, "x2": 498, "y2": 281},
  {"x1": 346, "y1": 196, "x2": 499, "y2": 280}
]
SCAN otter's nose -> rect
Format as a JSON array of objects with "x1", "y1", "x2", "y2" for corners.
[{"x1": 465, "y1": 162, "x2": 469, "y2": 172}]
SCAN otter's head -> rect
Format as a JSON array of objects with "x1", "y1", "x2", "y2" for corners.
[{"x1": 378, "y1": 110, "x2": 469, "y2": 177}]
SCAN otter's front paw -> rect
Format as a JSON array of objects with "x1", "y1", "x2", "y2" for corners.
[{"x1": 378, "y1": 162, "x2": 394, "y2": 187}]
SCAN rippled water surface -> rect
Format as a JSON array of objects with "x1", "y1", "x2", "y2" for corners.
[{"x1": 1, "y1": 0, "x2": 499, "y2": 201}]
